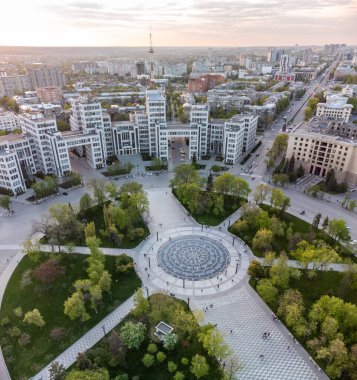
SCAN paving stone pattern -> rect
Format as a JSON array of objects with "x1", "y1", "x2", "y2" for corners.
[
  {"x1": 157, "y1": 235, "x2": 230, "y2": 280},
  {"x1": 191, "y1": 286, "x2": 327, "y2": 380}
]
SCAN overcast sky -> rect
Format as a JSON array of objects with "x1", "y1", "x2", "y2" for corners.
[{"x1": 1, "y1": 0, "x2": 357, "y2": 46}]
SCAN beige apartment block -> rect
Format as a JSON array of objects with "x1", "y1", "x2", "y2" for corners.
[{"x1": 286, "y1": 118, "x2": 357, "y2": 185}]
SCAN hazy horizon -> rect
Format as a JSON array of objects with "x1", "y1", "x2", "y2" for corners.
[{"x1": 1, "y1": 0, "x2": 357, "y2": 47}]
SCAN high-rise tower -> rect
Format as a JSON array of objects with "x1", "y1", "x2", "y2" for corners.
[{"x1": 149, "y1": 29, "x2": 155, "y2": 79}]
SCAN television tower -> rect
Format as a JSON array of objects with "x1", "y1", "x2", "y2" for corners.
[{"x1": 149, "y1": 28, "x2": 155, "y2": 79}]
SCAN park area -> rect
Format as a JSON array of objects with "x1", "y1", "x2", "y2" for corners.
[
  {"x1": 64, "y1": 293, "x2": 233, "y2": 380},
  {"x1": 0, "y1": 248, "x2": 141, "y2": 380},
  {"x1": 171, "y1": 164, "x2": 249, "y2": 226},
  {"x1": 38, "y1": 179, "x2": 150, "y2": 249}
]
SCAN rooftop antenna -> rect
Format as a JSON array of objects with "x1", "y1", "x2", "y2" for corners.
[{"x1": 149, "y1": 27, "x2": 155, "y2": 79}]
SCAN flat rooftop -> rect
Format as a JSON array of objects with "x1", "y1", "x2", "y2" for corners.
[
  {"x1": 146, "y1": 91, "x2": 165, "y2": 102},
  {"x1": 323, "y1": 95, "x2": 349, "y2": 109},
  {"x1": 0, "y1": 133, "x2": 26, "y2": 143}
]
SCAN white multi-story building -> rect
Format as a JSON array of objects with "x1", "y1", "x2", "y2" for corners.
[
  {"x1": 0, "y1": 110, "x2": 21, "y2": 131},
  {"x1": 316, "y1": 95, "x2": 353, "y2": 122},
  {"x1": 1, "y1": 90, "x2": 258, "y2": 193}
]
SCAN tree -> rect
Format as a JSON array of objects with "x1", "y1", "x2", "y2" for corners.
[
  {"x1": 322, "y1": 216, "x2": 329, "y2": 230},
  {"x1": 325, "y1": 169, "x2": 337, "y2": 192},
  {"x1": 171, "y1": 163, "x2": 202, "y2": 189},
  {"x1": 206, "y1": 172, "x2": 214, "y2": 192},
  {"x1": 252, "y1": 228, "x2": 273, "y2": 252},
  {"x1": 248, "y1": 260, "x2": 266, "y2": 287},
  {"x1": 291, "y1": 240, "x2": 340, "y2": 271},
  {"x1": 222, "y1": 355, "x2": 242, "y2": 380},
  {"x1": 76, "y1": 352, "x2": 93, "y2": 370},
  {"x1": 272, "y1": 173, "x2": 289, "y2": 187},
  {"x1": 23, "y1": 308, "x2": 45, "y2": 327},
  {"x1": 79, "y1": 193, "x2": 92, "y2": 214},
  {"x1": 198, "y1": 326, "x2": 230, "y2": 360},
  {"x1": 21, "y1": 239, "x2": 45, "y2": 262},
  {"x1": 33, "y1": 258, "x2": 65, "y2": 285},
  {"x1": 50, "y1": 327, "x2": 67, "y2": 343},
  {"x1": 84, "y1": 222, "x2": 96, "y2": 240},
  {"x1": 142, "y1": 353, "x2": 155, "y2": 368},
  {"x1": 120, "y1": 321, "x2": 146, "y2": 349},
  {"x1": 0, "y1": 195, "x2": 11, "y2": 211},
  {"x1": 87, "y1": 178, "x2": 107, "y2": 204},
  {"x1": 296, "y1": 164, "x2": 305, "y2": 178},
  {"x1": 266, "y1": 134, "x2": 288, "y2": 169},
  {"x1": 116, "y1": 254, "x2": 134, "y2": 273},
  {"x1": 214, "y1": 173, "x2": 250, "y2": 198},
  {"x1": 253, "y1": 184, "x2": 271, "y2": 205},
  {"x1": 328, "y1": 219, "x2": 351, "y2": 242},
  {"x1": 190, "y1": 354, "x2": 210, "y2": 379},
  {"x1": 64, "y1": 291, "x2": 90, "y2": 322},
  {"x1": 49, "y1": 361, "x2": 66, "y2": 380},
  {"x1": 270, "y1": 188, "x2": 290, "y2": 212},
  {"x1": 270, "y1": 256, "x2": 293, "y2": 290},
  {"x1": 48, "y1": 204, "x2": 83, "y2": 246},
  {"x1": 163, "y1": 332, "x2": 178, "y2": 350},
  {"x1": 156, "y1": 351, "x2": 166, "y2": 362},
  {"x1": 312, "y1": 213, "x2": 322, "y2": 229},
  {"x1": 278, "y1": 289, "x2": 308, "y2": 338},
  {"x1": 132, "y1": 289, "x2": 149, "y2": 318},
  {"x1": 168, "y1": 361, "x2": 178, "y2": 373},
  {"x1": 317, "y1": 339, "x2": 349, "y2": 379},
  {"x1": 256, "y1": 278, "x2": 278, "y2": 306},
  {"x1": 65, "y1": 368, "x2": 110, "y2": 380},
  {"x1": 173, "y1": 371, "x2": 185, "y2": 380}
]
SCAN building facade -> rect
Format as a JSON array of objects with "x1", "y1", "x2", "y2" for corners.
[
  {"x1": 286, "y1": 118, "x2": 357, "y2": 185},
  {"x1": 1, "y1": 91, "x2": 258, "y2": 194},
  {"x1": 316, "y1": 95, "x2": 353, "y2": 123}
]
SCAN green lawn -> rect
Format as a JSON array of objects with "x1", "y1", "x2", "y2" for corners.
[
  {"x1": 80, "y1": 294, "x2": 223, "y2": 380},
  {"x1": 0, "y1": 253, "x2": 141, "y2": 380}
]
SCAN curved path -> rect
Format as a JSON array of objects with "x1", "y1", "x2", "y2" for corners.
[{"x1": 0, "y1": 186, "x2": 335, "y2": 380}]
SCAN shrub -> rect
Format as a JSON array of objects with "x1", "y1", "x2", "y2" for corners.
[
  {"x1": 8, "y1": 326, "x2": 22, "y2": 338},
  {"x1": 113, "y1": 374, "x2": 129, "y2": 380},
  {"x1": 156, "y1": 351, "x2": 166, "y2": 363},
  {"x1": 163, "y1": 332, "x2": 177, "y2": 350},
  {"x1": 116, "y1": 254, "x2": 134, "y2": 273},
  {"x1": 181, "y1": 357, "x2": 189, "y2": 366},
  {"x1": 173, "y1": 371, "x2": 185, "y2": 380},
  {"x1": 1, "y1": 317, "x2": 10, "y2": 327},
  {"x1": 13, "y1": 307, "x2": 23, "y2": 318},
  {"x1": 142, "y1": 354, "x2": 155, "y2": 368},
  {"x1": 20, "y1": 269, "x2": 33, "y2": 288},
  {"x1": 147, "y1": 343, "x2": 158, "y2": 354},
  {"x1": 18, "y1": 333, "x2": 31, "y2": 346},
  {"x1": 168, "y1": 361, "x2": 177, "y2": 373}
]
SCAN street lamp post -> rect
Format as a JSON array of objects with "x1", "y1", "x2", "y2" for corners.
[{"x1": 232, "y1": 236, "x2": 235, "y2": 246}]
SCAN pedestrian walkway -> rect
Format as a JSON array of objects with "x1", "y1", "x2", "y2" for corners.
[
  {"x1": 191, "y1": 282, "x2": 328, "y2": 380},
  {"x1": 32, "y1": 295, "x2": 135, "y2": 380}
]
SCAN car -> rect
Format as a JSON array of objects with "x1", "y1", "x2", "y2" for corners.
[
  {"x1": 244, "y1": 169, "x2": 249, "y2": 173},
  {"x1": 171, "y1": 146, "x2": 175, "y2": 149},
  {"x1": 346, "y1": 225, "x2": 351, "y2": 230},
  {"x1": 180, "y1": 154, "x2": 186, "y2": 157},
  {"x1": 300, "y1": 210, "x2": 305, "y2": 215},
  {"x1": 63, "y1": 192, "x2": 68, "y2": 196},
  {"x1": 251, "y1": 176, "x2": 255, "y2": 180},
  {"x1": 256, "y1": 153, "x2": 260, "y2": 156}
]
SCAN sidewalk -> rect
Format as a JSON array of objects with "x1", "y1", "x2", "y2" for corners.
[{"x1": 32, "y1": 295, "x2": 135, "y2": 380}]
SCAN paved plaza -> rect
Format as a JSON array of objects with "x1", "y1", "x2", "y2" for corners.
[
  {"x1": 0, "y1": 186, "x2": 342, "y2": 380},
  {"x1": 157, "y1": 235, "x2": 231, "y2": 280}
]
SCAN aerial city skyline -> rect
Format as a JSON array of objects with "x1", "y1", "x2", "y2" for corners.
[
  {"x1": 1, "y1": 0, "x2": 357, "y2": 46},
  {"x1": 0, "y1": 1, "x2": 357, "y2": 380}
]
